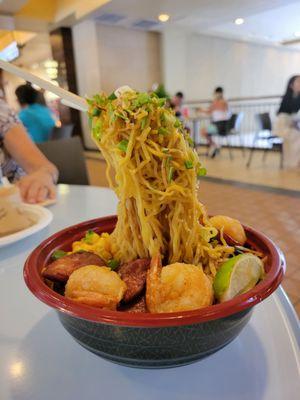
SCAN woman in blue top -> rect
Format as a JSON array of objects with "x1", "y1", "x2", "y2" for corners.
[{"x1": 15, "y1": 84, "x2": 55, "y2": 143}]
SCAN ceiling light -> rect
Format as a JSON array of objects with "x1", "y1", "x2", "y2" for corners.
[
  {"x1": 235, "y1": 18, "x2": 244, "y2": 25},
  {"x1": 158, "y1": 14, "x2": 170, "y2": 22},
  {"x1": 294, "y1": 31, "x2": 300, "y2": 38}
]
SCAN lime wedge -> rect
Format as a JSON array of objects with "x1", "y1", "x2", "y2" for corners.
[{"x1": 213, "y1": 254, "x2": 264, "y2": 302}]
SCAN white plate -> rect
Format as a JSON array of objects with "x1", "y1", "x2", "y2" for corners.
[{"x1": 0, "y1": 204, "x2": 53, "y2": 248}]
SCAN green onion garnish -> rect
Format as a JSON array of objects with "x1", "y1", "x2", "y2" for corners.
[
  {"x1": 118, "y1": 139, "x2": 129, "y2": 152},
  {"x1": 107, "y1": 259, "x2": 119, "y2": 270},
  {"x1": 115, "y1": 112, "x2": 127, "y2": 120},
  {"x1": 158, "y1": 127, "x2": 168, "y2": 135},
  {"x1": 51, "y1": 250, "x2": 67, "y2": 260},
  {"x1": 184, "y1": 160, "x2": 193, "y2": 169},
  {"x1": 93, "y1": 94, "x2": 106, "y2": 105},
  {"x1": 174, "y1": 119, "x2": 181, "y2": 128},
  {"x1": 158, "y1": 98, "x2": 166, "y2": 106},
  {"x1": 162, "y1": 148, "x2": 169, "y2": 153},
  {"x1": 187, "y1": 136, "x2": 194, "y2": 147},
  {"x1": 84, "y1": 229, "x2": 95, "y2": 244},
  {"x1": 92, "y1": 119, "x2": 103, "y2": 140},
  {"x1": 197, "y1": 167, "x2": 207, "y2": 177},
  {"x1": 133, "y1": 93, "x2": 150, "y2": 107},
  {"x1": 141, "y1": 117, "x2": 147, "y2": 129},
  {"x1": 108, "y1": 92, "x2": 117, "y2": 100},
  {"x1": 92, "y1": 108, "x2": 101, "y2": 117},
  {"x1": 138, "y1": 93, "x2": 150, "y2": 104},
  {"x1": 167, "y1": 166, "x2": 174, "y2": 183}
]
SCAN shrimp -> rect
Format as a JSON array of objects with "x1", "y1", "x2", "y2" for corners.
[
  {"x1": 65, "y1": 265, "x2": 127, "y2": 310},
  {"x1": 210, "y1": 215, "x2": 247, "y2": 246},
  {"x1": 146, "y1": 256, "x2": 213, "y2": 313}
]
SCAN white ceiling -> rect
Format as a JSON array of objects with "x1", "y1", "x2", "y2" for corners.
[{"x1": 93, "y1": 0, "x2": 300, "y2": 47}]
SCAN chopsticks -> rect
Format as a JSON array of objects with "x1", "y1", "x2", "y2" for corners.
[{"x1": 0, "y1": 59, "x2": 88, "y2": 112}]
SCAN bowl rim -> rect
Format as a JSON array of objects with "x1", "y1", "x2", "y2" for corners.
[{"x1": 24, "y1": 215, "x2": 285, "y2": 327}]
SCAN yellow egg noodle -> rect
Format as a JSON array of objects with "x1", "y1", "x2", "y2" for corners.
[{"x1": 87, "y1": 90, "x2": 233, "y2": 278}]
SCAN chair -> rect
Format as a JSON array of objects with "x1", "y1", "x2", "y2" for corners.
[
  {"x1": 216, "y1": 112, "x2": 244, "y2": 160},
  {"x1": 51, "y1": 124, "x2": 74, "y2": 140},
  {"x1": 246, "y1": 113, "x2": 283, "y2": 168},
  {"x1": 37, "y1": 136, "x2": 89, "y2": 185}
]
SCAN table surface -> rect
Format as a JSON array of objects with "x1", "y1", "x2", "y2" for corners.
[{"x1": 0, "y1": 185, "x2": 299, "y2": 400}]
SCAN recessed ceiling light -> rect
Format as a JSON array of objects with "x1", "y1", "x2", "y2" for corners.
[
  {"x1": 235, "y1": 18, "x2": 244, "y2": 25},
  {"x1": 158, "y1": 14, "x2": 170, "y2": 22},
  {"x1": 294, "y1": 31, "x2": 300, "y2": 38}
]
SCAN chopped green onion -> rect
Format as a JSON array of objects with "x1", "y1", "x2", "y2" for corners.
[
  {"x1": 84, "y1": 229, "x2": 96, "y2": 244},
  {"x1": 115, "y1": 112, "x2": 127, "y2": 120},
  {"x1": 133, "y1": 93, "x2": 150, "y2": 108},
  {"x1": 158, "y1": 127, "x2": 168, "y2": 135},
  {"x1": 197, "y1": 167, "x2": 207, "y2": 177},
  {"x1": 118, "y1": 139, "x2": 129, "y2": 152},
  {"x1": 184, "y1": 160, "x2": 194, "y2": 169},
  {"x1": 107, "y1": 103, "x2": 116, "y2": 123},
  {"x1": 108, "y1": 92, "x2": 117, "y2": 100},
  {"x1": 158, "y1": 98, "x2": 166, "y2": 106},
  {"x1": 92, "y1": 119, "x2": 103, "y2": 141},
  {"x1": 187, "y1": 136, "x2": 194, "y2": 147},
  {"x1": 161, "y1": 112, "x2": 175, "y2": 126},
  {"x1": 51, "y1": 250, "x2": 67, "y2": 260},
  {"x1": 141, "y1": 117, "x2": 147, "y2": 129},
  {"x1": 162, "y1": 148, "x2": 169, "y2": 153},
  {"x1": 137, "y1": 92, "x2": 150, "y2": 105},
  {"x1": 174, "y1": 119, "x2": 181, "y2": 128},
  {"x1": 94, "y1": 94, "x2": 106, "y2": 105},
  {"x1": 167, "y1": 166, "x2": 174, "y2": 183},
  {"x1": 107, "y1": 259, "x2": 119, "y2": 270},
  {"x1": 92, "y1": 108, "x2": 101, "y2": 117}
]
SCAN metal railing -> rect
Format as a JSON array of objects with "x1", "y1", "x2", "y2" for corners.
[{"x1": 184, "y1": 95, "x2": 282, "y2": 147}]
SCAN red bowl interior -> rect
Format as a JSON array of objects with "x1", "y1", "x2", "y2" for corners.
[{"x1": 24, "y1": 215, "x2": 285, "y2": 327}]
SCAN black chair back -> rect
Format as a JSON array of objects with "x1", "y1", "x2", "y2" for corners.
[
  {"x1": 37, "y1": 136, "x2": 89, "y2": 185},
  {"x1": 51, "y1": 124, "x2": 74, "y2": 140},
  {"x1": 256, "y1": 113, "x2": 272, "y2": 131},
  {"x1": 227, "y1": 112, "x2": 243, "y2": 132}
]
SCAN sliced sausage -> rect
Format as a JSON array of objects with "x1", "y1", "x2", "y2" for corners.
[
  {"x1": 42, "y1": 252, "x2": 105, "y2": 282},
  {"x1": 119, "y1": 295, "x2": 147, "y2": 313},
  {"x1": 118, "y1": 258, "x2": 150, "y2": 303}
]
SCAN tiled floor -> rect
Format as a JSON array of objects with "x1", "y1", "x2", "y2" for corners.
[
  {"x1": 197, "y1": 147, "x2": 300, "y2": 191},
  {"x1": 85, "y1": 154, "x2": 300, "y2": 317}
]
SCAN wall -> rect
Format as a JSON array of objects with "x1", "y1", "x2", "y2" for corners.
[
  {"x1": 73, "y1": 21, "x2": 161, "y2": 148},
  {"x1": 97, "y1": 24, "x2": 161, "y2": 94},
  {"x1": 73, "y1": 20, "x2": 102, "y2": 149},
  {"x1": 161, "y1": 28, "x2": 300, "y2": 100}
]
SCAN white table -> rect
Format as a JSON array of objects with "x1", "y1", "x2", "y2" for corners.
[{"x1": 0, "y1": 185, "x2": 299, "y2": 400}]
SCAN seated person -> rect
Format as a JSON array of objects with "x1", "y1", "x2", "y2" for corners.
[
  {"x1": 199, "y1": 87, "x2": 231, "y2": 157},
  {"x1": 274, "y1": 75, "x2": 300, "y2": 169},
  {"x1": 0, "y1": 97, "x2": 58, "y2": 203},
  {"x1": 15, "y1": 84, "x2": 55, "y2": 143},
  {"x1": 170, "y1": 91, "x2": 189, "y2": 120}
]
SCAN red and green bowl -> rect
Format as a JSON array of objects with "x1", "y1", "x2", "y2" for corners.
[{"x1": 24, "y1": 215, "x2": 285, "y2": 368}]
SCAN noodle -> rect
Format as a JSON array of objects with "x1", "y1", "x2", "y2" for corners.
[{"x1": 87, "y1": 89, "x2": 234, "y2": 277}]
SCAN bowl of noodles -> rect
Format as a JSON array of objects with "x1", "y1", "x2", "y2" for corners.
[{"x1": 24, "y1": 88, "x2": 285, "y2": 368}]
